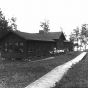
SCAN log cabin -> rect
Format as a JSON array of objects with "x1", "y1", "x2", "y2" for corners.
[{"x1": 0, "y1": 30, "x2": 72, "y2": 60}]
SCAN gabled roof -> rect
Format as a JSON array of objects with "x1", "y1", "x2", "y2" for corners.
[{"x1": 1, "y1": 30, "x2": 66, "y2": 42}]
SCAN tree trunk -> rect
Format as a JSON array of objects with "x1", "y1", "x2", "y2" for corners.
[
  {"x1": 80, "y1": 41, "x2": 82, "y2": 51},
  {"x1": 77, "y1": 39, "x2": 78, "y2": 51},
  {"x1": 80, "y1": 45, "x2": 81, "y2": 51},
  {"x1": 85, "y1": 44, "x2": 86, "y2": 51}
]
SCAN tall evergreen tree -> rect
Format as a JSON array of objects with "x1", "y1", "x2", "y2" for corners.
[
  {"x1": 0, "y1": 9, "x2": 18, "y2": 38},
  {"x1": 0, "y1": 9, "x2": 9, "y2": 37}
]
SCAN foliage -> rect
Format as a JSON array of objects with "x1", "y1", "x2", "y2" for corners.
[
  {"x1": 0, "y1": 9, "x2": 18, "y2": 37},
  {"x1": 8, "y1": 16, "x2": 17, "y2": 30},
  {"x1": 69, "y1": 32, "x2": 75, "y2": 50},
  {"x1": 70, "y1": 24, "x2": 88, "y2": 51},
  {"x1": 73, "y1": 27, "x2": 80, "y2": 51},
  {"x1": 69, "y1": 32, "x2": 75, "y2": 42},
  {"x1": 40, "y1": 19, "x2": 50, "y2": 33},
  {"x1": 80, "y1": 24, "x2": 88, "y2": 50},
  {"x1": 0, "y1": 9, "x2": 9, "y2": 36},
  {"x1": 63, "y1": 32, "x2": 67, "y2": 38},
  {"x1": 69, "y1": 27, "x2": 80, "y2": 43}
]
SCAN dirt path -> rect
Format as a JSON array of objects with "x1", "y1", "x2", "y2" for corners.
[
  {"x1": 31, "y1": 57, "x2": 54, "y2": 62},
  {"x1": 25, "y1": 52, "x2": 87, "y2": 88}
]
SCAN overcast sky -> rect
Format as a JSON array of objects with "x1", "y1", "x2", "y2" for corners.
[{"x1": 0, "y1": 0, "x2": 88, "y2": 39}]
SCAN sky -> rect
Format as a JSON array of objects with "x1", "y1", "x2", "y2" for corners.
[{"x1": 0, "y1": 0, "x2": 88, "y2": 40}]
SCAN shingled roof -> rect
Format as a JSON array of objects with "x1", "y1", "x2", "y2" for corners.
[{"x1": 2, "y1": 30, "x2": 66, "y2": 42}]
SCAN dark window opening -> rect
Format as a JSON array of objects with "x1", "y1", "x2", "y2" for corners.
[
  {"x1": 8, "y1": 43, "x2": 12, "y2": 52},
  {"x1": 14, "y1": 43, "x2": 19, "y2": 52},
  {"x1": 14, "y1": 42, "x2": 24, "y2": 53},
  {"x1": 19, "y1": 43, "x2": 24, "y2": 52},
  {"x1": 4, "y1": 43, "x2": 8, "y2": 52},
  {"x1": 28, "y1": 44, "x2": 35, "y2": 53},
  {"x1": 4, "y1": 42, "x2": 12, "y2": 52}
]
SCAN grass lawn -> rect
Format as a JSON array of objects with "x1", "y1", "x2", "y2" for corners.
[
  {"x1": 0, "y1": 51, "x2": 81, "y2": 88},
  {"x1": 52, "y1": 52, "x2": 88, "y2": 88}
]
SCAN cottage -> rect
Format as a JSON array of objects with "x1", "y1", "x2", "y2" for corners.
[{"x1": 0, "y1": 30, "x2": 71, "y2": 60}]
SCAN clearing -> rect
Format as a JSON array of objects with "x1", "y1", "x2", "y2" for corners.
[
  {"x1": 52, "y1": 52, "x2": 88, "y2": 88},
  {"x1": 0, "y1": 51, "x2": 81, "y2": 88}
]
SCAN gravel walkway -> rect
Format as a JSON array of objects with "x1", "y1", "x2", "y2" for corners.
[{"x1": 25, "y1": 52, "x2": 87, "y2": 88}]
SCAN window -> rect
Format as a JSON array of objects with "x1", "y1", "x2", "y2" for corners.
[
  {"x1": 14, "y1": 43, "x2": 19, "y2": 52},
  {"x1": 15, "y1": 43, "x2": 18, "y2": 46},
  {"x1": 14, "y1": 42, "x2": 24, "y2": 53},
  {"x1": 4, "y1": 43, "x2": 8, "y2": 52},
  {"x1": 20, "y1": 43, "x2": 23, "y2": 46},
  {"x1": 28, "y1": 44, "x2": 32, "y2": 53},
  {"x1": 19, "y1": 43, "x2": 24, "y2": 52},
  {"x1": 5, "y1": 43, "x2": 7, "y2": 46},
  {"x1": 8, "y1": 43, "x2": 12, "y2": 52},
  {"x1": 4, "y1": 42, "x2": 12, "y2": 52}
]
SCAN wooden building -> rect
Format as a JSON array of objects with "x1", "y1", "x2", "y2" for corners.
[{"x1": 0, "y1": 30, "x2": 71, "y2": 60}]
